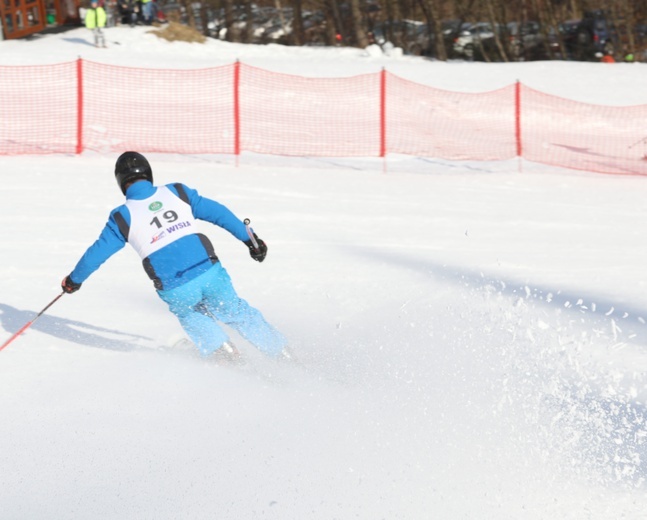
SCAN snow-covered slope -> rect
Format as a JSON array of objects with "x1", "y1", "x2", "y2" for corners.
[{"x1": 1, "y1": 28, "x2": 647, "y2": 519}]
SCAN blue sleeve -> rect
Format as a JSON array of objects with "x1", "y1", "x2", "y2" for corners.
[
  {"x1": 69, "y1": 209, "x2": 127, "y2": 284},
  {"x1": 169, "y1": 183, "x2": 249, "y2": 242}
]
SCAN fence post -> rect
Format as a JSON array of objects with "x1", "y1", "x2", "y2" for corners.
[
  {"x1": 234, "y1": 60, "x2": 241, "y2": 158},
  {"x1": 380, "y1": 67, "x2": 386, "y2": 158},
  {"x1": 76, "y1": 57, "x2": 83, "y2": 155},
  {"x1": 515, "y1": 80, "x2": 522, "y2": 158}
]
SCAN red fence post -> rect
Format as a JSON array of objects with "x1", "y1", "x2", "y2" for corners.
[
  {"x1": 515, "y1": 80, "x2": 522, "y2": 158},
  {"x1": 380, "y1": 68, "x2": 386, "y2": 157},
  {"x1": 234, "y1": 60, "x2": 241, "y2": 157},
  {"x1": 76, "y1": 57, "x2": 83, "y2": 155}
]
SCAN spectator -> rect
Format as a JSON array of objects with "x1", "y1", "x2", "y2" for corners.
[
  {"x1": 140, "y1": 0, "x2": 153, "y2": 25},
  {"x1": 85, "y1": 0, "x2": 107, "y2": 48},
  {"x1": 595, "y1": 51, "x2": 615, "y2": 63},
  {"x1": 120, "y1": 0, "x2": 140, "y2": 27},
  {"x1": 118, "y1": 0, "x2": 138, "y2": 26}
]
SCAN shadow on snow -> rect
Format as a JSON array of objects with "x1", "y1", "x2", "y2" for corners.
[{"x1": 0, "y1": 302, "x2": 152, "y2": 352}]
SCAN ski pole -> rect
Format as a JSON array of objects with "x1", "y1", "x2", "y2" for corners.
[
  {"x1": 243, "y1": 218, "x2": 260, "y2": 251},
  {"x1": 0, "y1": 291, "x2": 65, "y2": 352}
]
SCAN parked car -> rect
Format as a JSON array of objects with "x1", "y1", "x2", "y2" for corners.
[
  {"x1": 506, "y1": 21, "x2": 549, "y2": 61},
  {"x1": 370, "y1": 19, "x2": 432, "y2": 56},
  {"x1": 452, "y1": 22, "x2": 503, "y2": 60},
  {"x1": 259, "y1": 9, "x2": 293, "y2": 44},
  {"x1": 549, "y1": 19, "x2": 581, "y2": 59},
  {"x1": 572, "y1": 10, "x2": 619, "y2": 60},
  {"x1": 302, "y1": 10, "x2": 327, "y2": 46},
  {"x1": 442, "y1": 19, "x2": 470, "y2": 57}
]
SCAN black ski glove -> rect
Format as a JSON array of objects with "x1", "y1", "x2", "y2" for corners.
[
  {"x1": 61, "y1": 275, "x2": 82, "y2": 294},
  {"x1": 244, "y1": 235, "x2": 268, "y2": 263}
]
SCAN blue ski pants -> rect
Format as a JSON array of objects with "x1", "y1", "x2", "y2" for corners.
[{"x1": 157, "y1": 262, "x2": 286, "y2": 357}]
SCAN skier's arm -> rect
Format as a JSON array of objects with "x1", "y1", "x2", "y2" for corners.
[
  {"x1": 170, "y1": 183, "x2": 249, "y2": 241},
  {"x1": 168, "y1": 183, "x2": 268, "y2": 262},
  {"x1": 66, "y1": 211, "x2": 127, "y2": 285}
]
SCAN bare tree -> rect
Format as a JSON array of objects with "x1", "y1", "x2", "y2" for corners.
[
  {"x1": 163, "y1": 0, "x2": 645, "y2": 62},
  {"x1": 442, "y1": 0, "x2": 478, "y2": 59},
  {"x1": 198, "y1": 2, "x2": 210, "y2": 37},
  {"x1": 292, "y1": 0, "x2": 305, "y2": 45},
  {"x1": 180, "y1": 0, "x2": 197, "y2": 29},
  {"x1": 243, "y1": 0, "x2": 254, "y2": 43},
  {"x1": 482, "y1": 0, "x2": 509, "y2": 61},
  {"x1": 222, "y1": 0, "x2": 236, "y2": 42},
  {"x1": 417, "y1": 0, "x2": 447, "y2": 59},
  {"x1": 613, "y1": 0, "x2": 636, "y2": 58},
  {"x1": 534, "y1": 0, "x2": 568, "y2": 59},
  {"x1": 349, "y1": 0, "x2": 370, "y2": 47},
  {"x1": 384, "y1": 0, "x2": 403, "y2": 22},
  {"x1": 325, "y1": 0, "x2": 344, "y2": 43}
]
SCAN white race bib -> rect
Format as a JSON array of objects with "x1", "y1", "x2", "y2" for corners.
[{"x1": 125, "y1": 186, "x2": 196, "y2": 258}]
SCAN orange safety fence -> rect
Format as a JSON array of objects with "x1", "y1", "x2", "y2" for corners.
[
  {"x1": 83, "y1": 60, "x2": 236, "y2": 154},
  {"x1": 0, "y1": 62, "x2": 78, "y2": 155},
  {"x1": 386, "y1": 74, "x2": 517, "y2": 160},
  {"x1": 520, "y1": 85, "x2": 647, "y2": 176},
  {"x1": 239, "y1": 64, "x2": 382, "y2": 157},
  {"x1": 1, "y1": 59, "x2": 646, "y2": 176}
]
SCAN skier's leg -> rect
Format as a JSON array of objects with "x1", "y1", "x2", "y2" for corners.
[
  {"x1": 157, "y1": 275, "x2": 229, "y2": 356},
  {"x1": 202, "y1": 263, "x2": 286, "y2": 357}
]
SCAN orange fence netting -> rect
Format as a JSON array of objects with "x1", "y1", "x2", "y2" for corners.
[{"x1": 1, "y1": 59, "x2": 646, "y2": 175}]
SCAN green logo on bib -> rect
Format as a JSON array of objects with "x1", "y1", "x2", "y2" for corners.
[{"x1": 149, "y1": 201, "x2": 163, "y2": 211}]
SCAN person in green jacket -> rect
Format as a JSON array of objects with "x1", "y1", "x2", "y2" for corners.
[{"x1": 85, "y1": 0, "x2": 107, "y2": 48}]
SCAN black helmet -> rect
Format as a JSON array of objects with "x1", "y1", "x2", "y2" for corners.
[{"x1": 115, "y1": 151, "x2": 153, "y2": 194}]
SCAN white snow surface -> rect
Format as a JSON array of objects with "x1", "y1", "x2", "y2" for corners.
[{"x1": 2, "y1": 26, "x2": 647, "y2": 519}]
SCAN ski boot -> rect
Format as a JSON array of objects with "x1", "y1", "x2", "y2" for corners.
[{"x1": 212, "y1": 341, "x2": 245, "y2": 366}]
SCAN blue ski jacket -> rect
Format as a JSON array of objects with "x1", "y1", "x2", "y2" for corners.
[{"x1": 70, "y1": 180, "x2": 250, "y2": 291}]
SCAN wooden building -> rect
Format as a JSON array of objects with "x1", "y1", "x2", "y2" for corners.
[{"x1": 1, "y1": 0, "x2": 81, "y2": 39}]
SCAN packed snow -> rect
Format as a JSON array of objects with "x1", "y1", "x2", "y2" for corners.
[{"x1": 1, "y1": 25, "x2": 647, "y2": 519}]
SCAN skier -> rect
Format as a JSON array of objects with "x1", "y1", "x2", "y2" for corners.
[{"x1": 61, "y1": 151, "x2": 288, "y2": 364}]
